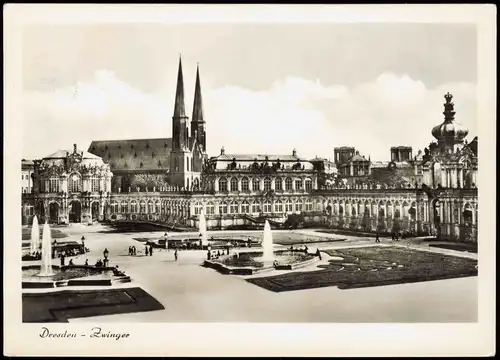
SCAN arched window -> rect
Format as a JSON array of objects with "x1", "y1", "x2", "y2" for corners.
[
  {"x1": 275, "y1": 177, "x2": 283, "y2": 191},
  {"x1": 230, "y1": 177, "x2": 239, "y2": 192},
  {"x1": 26, "y1": 204, "x2": 34, "y2": 216},
  {"x1": 295, "y1": 200, "x2": 303, "y2": 213},
  {"x1": 218, "y1": 202, "x2": 228, "y2": 214},
  {"x1": 91, "y1": 178, "x2": 100, "y2": 192},
  {"x1": 264, "y1": 177, "x2": 272, "y2": 191},
  {"x1": 161, "y1": 202, "x2": 166, "y2": 214},
  {"x1": 252, "y1": 178, "x2": 260, "y2": 191},
  {"x1": 139, "y1": 201, "x2": 146, "y2": 213},
  {"x1": 230, "y1": 201, "x2": 239, "y2": 214},
  {"x1": 251, "y1": 201, "x2": 261, "y2": 214},
  {"x1": 120, "y1": 201, "x2": 128, "y2": 213},
  {"x1": 263, "y1": 201, "x2": 272, "y2": 213},
  {"x1": 241, "y1": 177, "x2": 249, "y2": 191},
  {"x1": 274, "y1": 200, "x2": 283, "y2": 213},
  {"x1": 206, "y1": 202, "x2": 215, "y2": 215},
  {"x1": 194, "y1": 202, "x2": 203, "y2": 215},
  {"x1": 305, "y1": 178, "x2": 312, "y2": 191},
  {"x1": 305, "y1": 200, "x2": 313, "y2": 212},
  {"x1": 241, "y1": 201, "x2": 250, "y2": 214},
  {"x1": 148, "y1": 201, "x2": 154, "y2": 213},
  {"x1": 49, "y1": 178, "x2": 60, "y2": 193},
  {"x1": 68, "y1": 174, "x2": 82, "y2": 193},
  {"x1": 130, "y1": 201, "x2": 138, "y2": 213},
  {"x1": 110, "y1": 202, "x2": 118, "y2": 213},
  {"x1": 285, "y1": 177, "x2": 293, "y2": 191},
  {"x1": 285, "y1": 199, "x2": 293, "y2": 213},
  {"x1": 295, "y1": 179, "x2": 303, "y2": 190},
  {"x1": 156, "y1": 201, "x2": 161, "y2": 214},
  {"x1": 219, "y1": 177, "x2": 228, "y2": 192}
]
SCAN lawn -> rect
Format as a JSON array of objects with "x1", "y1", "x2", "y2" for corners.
[
  {"x1": 428, "y1": 243, "x2": 478, "y2": 253},
  {"x1": 23, "y1": 287, "x2": 164, "y2": 322},
  {"x1": 246, "y1": 246, "x2": 478, "y2": 292}
]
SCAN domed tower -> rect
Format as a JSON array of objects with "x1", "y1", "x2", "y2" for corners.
[{"x1": 431, "y1": 92, "x2": 469, "y2": 154}]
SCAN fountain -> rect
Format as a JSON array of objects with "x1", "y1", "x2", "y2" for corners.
[
  {"x1": 260, "y1": 220, "x2": 275, "y2": 263},
  {"x1": 30, "y1": 215, "x2": 40, "y2": 254},
  {"x1": 38, "y1": 222, "x2": 54, "y2": 277},
  {"x1": 199, "y1": 210, "x2": 208, "y2": 247}
]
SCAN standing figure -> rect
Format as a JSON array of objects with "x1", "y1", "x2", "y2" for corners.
[
  {"x1": 174, "y1": 249, "x2": 178, "y2": 262},
  {"x1": 149, "y1": 246, "x2": 153, "y2": 256},
  {"x1": 85, "y1": 259, "x2": 89, "y2": 266},
  {"x1": 375, "y1": 234, "x2": 380, "y2": 243},
  {"x1": 60, "y1": 254, "x2": 66, "y2": 266}
]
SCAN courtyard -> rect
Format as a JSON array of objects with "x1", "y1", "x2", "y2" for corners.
[{"x1": 23, "y1": 223, "x2": 478, "y2": 323}]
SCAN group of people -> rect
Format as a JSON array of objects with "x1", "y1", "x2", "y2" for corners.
[
  {"x1": 375, "y1": 232, "x2": 411, "y2": 244},
  {"x1": 93, "y1": 258, "x2": 110, "y2": 267},
  {"x1": 128, "y1": 246, "x2": 138, "y2": 256},
  {"x1": 206, "y1": 248, "x2": 230, "y2": 261}
]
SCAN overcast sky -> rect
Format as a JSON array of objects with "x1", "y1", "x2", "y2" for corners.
[{"x1": 22, "y1": 23, "x2": 477, "y2": 161}]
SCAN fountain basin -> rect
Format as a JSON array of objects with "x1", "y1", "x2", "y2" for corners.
[
  {"x1": 204, "y1": 250, "x2": 318, "y2": 275},
  {"x1": 22, "y1": 265, "x2": 131, "y2": 289}
]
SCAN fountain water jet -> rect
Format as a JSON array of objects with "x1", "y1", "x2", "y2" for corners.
[
  {"x1": 30, "y1": 215, "x2": 40, "y2": 254},
  {"x1": 260, "y1": 220, "x2": 275, "y2": 262},
  {"x1": 199, "y1": 210, "x2": 208, "y2": 247},
  {"x1": 38, "y1": 222, "x2": 54, "y2": 277}
]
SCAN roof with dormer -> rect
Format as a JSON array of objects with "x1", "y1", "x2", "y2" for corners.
[{"x1": 88, "y1": 138, "x2": 172, "y2": 173}]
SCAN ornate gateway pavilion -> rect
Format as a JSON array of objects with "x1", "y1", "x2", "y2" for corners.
[{"x1": 22, "y1": 144, "x2": 113, "y2": 225}]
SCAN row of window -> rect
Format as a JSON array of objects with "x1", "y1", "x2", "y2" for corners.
[
  {"x1": 108, "y1": 199, "x2": 314, "y2": 215},
  {"x1": 215, "y1": 177, "x2": 313, "y2": 192},
  {"x1": 38, "y1": 178, "x2": 107, "y2": 193}
]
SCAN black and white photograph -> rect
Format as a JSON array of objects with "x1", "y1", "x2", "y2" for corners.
[{"x1": 4, "y1": 4, "x2": 496, "y2": 357}]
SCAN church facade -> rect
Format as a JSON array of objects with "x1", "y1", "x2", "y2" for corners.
[{"x1": 88, "y1": 58, "x2": 207, "y2": 193}]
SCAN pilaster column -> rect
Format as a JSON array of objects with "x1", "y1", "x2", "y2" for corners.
[
  {"x1": 441, "y1": 167, "x2": 447, "y2": 188},
  {"x1": 472, "y1": 169, "x2": 477, "y2": 187}
]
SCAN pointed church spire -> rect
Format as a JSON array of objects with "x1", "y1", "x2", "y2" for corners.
[
  {"x1": 173, "y1": 55, "x2": 186, "y2": 118},
  {"x1": 192, "y1": 63, "x2": 204, "y2": 122}
]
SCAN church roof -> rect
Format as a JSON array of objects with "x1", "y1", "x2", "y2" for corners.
[
  {"x1": 43, "y1": 149, "x2": 101, "y2": 160},
  {"x1": 88, "y1": 138, "x2": 172, "y2": 172}
]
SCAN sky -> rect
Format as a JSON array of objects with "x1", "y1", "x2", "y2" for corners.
[{"x1": 22, "y1": 23, "x2": 477, "y2": 161}]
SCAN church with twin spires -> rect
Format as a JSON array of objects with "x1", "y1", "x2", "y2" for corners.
[{"x1": 88, "y1": 57, "x2": 208, "y2": 192}]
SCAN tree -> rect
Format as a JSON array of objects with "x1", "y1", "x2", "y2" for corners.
[{"x1": 132, "y1": 173, "x2": 170, "y2": 190}]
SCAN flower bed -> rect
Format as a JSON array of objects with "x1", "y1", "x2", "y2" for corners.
[{"x1": 246, "y1": 246, "x2": 478, "y2": 292}]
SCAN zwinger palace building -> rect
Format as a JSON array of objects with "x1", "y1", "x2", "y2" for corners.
[{"x1": 22, "y1": 60, "x2": 478, "y2": 243}]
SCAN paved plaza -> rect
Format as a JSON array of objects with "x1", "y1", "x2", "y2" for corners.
[{"x1": 31, "y1": 223, "x2": 477, "y2": 323}]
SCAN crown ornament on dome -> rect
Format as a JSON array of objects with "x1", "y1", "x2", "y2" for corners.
[{"x1": 431, "y1": 92, "x2": 468, "y2": 143}]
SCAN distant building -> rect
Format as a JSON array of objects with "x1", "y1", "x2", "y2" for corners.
[
  {"x1": 21, "y1": 76, "x2": 478, "y2": 243},
  {"x1": 21, "y1": 159, "x2": 34, "y2": 194}
]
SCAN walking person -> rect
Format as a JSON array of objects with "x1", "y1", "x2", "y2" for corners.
[
  {"x1": 174, "y1": 249, "x2": 178, "y2": 262},
  {"x1": 375, "y1": 234, "x2": 380, "y2": 243}
]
